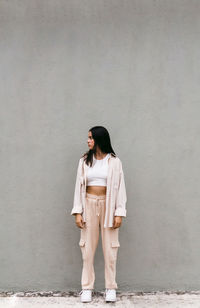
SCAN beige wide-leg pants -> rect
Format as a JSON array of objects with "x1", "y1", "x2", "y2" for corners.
[{"x1": 79, "y1": 192, "x2": 120, "y2": 290}]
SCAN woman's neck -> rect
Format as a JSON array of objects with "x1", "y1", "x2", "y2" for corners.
[{"x1": 94, "y1": 151, "x2": 107, "y2": 160}]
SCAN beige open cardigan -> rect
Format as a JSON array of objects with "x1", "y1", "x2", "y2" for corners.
[{"x1": 70, "y1": 154, "x2": 127, "y2": 228}]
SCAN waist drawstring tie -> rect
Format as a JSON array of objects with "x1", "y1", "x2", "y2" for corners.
[
  {"x1": 86, "y1": 193, "x2": 106, "y2": 217},
  {"x1": 96, "y1": 199, "x2": 100, "y2": 217}
]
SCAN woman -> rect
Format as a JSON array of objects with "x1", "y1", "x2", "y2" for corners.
[{"x1": 71, "y1": 126, "x2": 127, "y2": 303}]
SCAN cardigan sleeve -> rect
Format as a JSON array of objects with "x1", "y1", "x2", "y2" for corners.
[
  {"x1": 114, "y1": 160, "x2": 127, "y2": 217},
  {"x1": 70, "y1": 158, "x2": 83, "y2": 216}
]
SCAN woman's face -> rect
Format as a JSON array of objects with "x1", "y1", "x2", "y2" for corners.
[{"x1": 88, "y1": 131, "x2": 95, "y2": 150}]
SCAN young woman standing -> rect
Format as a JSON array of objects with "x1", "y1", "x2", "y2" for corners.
[{"x1": 71, "y1": 126, "x2": 127, "y2": 303}]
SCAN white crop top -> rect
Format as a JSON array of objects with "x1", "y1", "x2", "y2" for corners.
[{"x1": 87, "y1": 153, "x2": 111, "y2": 186}]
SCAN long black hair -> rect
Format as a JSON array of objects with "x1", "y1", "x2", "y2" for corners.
[{"x1": 82, "y1": 126, "x2": 116, "y2": 167}]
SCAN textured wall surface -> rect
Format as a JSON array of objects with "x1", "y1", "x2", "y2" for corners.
[{"x1": 0, "y1": 0, "x2": 200, "y2": 292}]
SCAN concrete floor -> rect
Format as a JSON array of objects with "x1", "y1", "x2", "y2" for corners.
[{"x1": 0, "y1": 293, "x2": 200, "y2": 307}]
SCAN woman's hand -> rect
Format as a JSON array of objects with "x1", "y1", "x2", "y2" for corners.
[
  {"x1": 75, "y1": 214, "x2": 85, "y2": 229},
  {"x1": 113, "y1": 216, "x2": 122, "y2": 229}
]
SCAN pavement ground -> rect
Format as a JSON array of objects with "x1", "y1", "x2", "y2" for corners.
[{"x1": 0, "y1": 292, "x2": 200, "y2": 307}]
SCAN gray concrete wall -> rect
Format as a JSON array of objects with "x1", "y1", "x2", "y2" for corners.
[{"x1": 0, "y1": 0, "x2": 200, "y2": 292}]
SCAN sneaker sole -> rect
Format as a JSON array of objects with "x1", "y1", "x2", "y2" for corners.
[
  {"x1": 81, "y1": 297, "x2": 92, "y2": 302},
  {"x1": 105, "y1": 299, "x2": 116, "y2": 302}
]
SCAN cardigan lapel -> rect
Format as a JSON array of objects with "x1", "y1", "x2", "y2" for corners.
[
  {"x1": 106, "y1": 155, "x2": 113, "y2": 194},
  {"x1": 83, "y1": 160, "x2": 89, "y2": 190}
]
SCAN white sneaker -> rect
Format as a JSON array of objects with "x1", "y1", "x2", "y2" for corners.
[
  {"x1": 105, "y1": 288, "x2": 116, "y2": 302},
  {"x1": 79, "y1": 289, "x2": 92, "y2": 302}
]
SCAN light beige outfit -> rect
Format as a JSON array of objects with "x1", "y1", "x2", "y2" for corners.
[{"x1": 70, "y1": 154, "x2": 127, "y2": 290}]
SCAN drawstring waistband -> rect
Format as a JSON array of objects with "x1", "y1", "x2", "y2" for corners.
[
  {"x1": 86, "y1": 192, "x2": 106, "y2": 200},
  {"x1": 86, "y1": 193, "x2": 106, "y2": 216}
]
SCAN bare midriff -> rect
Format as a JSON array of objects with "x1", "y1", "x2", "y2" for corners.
[{"x1": 86, "y1": 186, "x2": 107, "y2": 196}]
